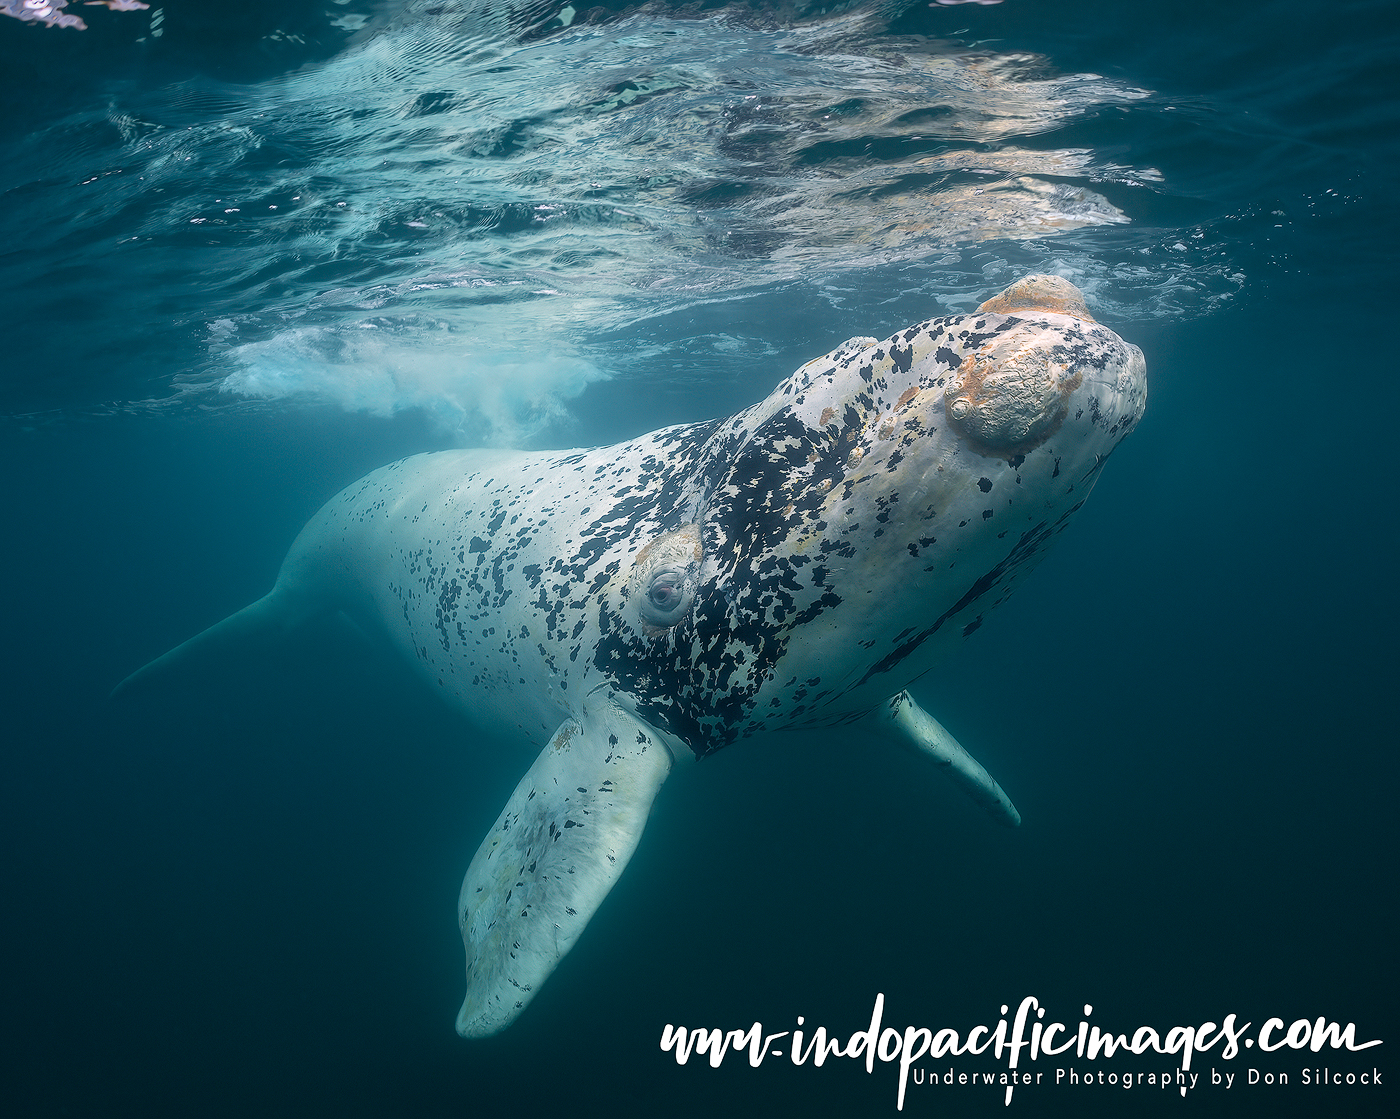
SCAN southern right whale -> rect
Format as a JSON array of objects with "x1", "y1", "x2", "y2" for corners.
[{"x1": 116, "y1": 274, "x2": 1148, "y2": 1037}]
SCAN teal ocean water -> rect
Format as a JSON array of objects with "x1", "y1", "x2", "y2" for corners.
[{"x1": 2, "y1": 2, "x2": 1396, "y2": 1115}]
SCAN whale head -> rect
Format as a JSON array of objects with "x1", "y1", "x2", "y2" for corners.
[{"x1": 595, "y1": 276, "x2": 1146, "y2": 756}]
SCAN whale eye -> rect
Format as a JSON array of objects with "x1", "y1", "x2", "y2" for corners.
[
  {"x1": 639, "y1": 566, "x2": 693, "y2": 627},
  {"x1": 627, "y1": 524, "x2": 702, "y2": 634}
]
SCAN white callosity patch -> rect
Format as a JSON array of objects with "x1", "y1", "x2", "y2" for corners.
[{"x1": 945, "y1": 323, "x2": 1081, "y2": 452}]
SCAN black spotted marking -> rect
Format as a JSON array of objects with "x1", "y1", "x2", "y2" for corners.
[{"x1": 340, "y1": 303, "x2": 1141, "y2": 761}]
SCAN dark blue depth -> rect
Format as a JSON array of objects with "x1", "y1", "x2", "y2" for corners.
[{"x1": 2, "y1": 2, "x2": 1396, "y2": 1116}]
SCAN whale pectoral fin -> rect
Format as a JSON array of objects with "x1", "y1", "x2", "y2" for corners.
[
  {"x1": 455, "y1": 701, "x2": 673, "y2": 1038},
  {"x1": 871, "y1": 691, "x2": 1022, "y2": 828}
]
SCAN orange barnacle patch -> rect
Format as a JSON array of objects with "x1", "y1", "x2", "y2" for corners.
[{"x1": 977, "y1": 274, "x2": 1096, "y2": 323}]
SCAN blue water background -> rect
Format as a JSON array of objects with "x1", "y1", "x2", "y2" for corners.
[{"x1": 2, "y1": 2, "x2": 1397, "y2": 1116}]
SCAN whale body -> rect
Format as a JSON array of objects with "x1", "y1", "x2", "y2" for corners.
[{"x1": 117, "y1": 275, "x2": 1147, "y2": 1036}]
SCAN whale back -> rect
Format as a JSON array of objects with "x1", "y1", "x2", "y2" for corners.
[{"x1": 118, "y1": 280, "x2": 1144, "y2": 767}]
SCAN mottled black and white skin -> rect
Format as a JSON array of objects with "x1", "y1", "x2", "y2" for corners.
[{"x1": 117, "y1": 275, "x2": 1147, "y2": 1037}]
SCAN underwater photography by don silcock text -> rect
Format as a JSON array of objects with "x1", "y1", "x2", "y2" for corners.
[{"x1": 1, "y1": 1, "x2": 1396, "y2": 1117}]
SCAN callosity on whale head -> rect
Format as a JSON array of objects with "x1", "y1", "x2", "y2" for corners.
[
  {"x1": 113, "y1": 275, "x2": 1145, "y2": 1039},
  {"x1": 592, "y1": 273, "x2": 1147, "y2": 754}
]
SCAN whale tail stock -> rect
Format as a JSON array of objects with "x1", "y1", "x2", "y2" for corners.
[
  {"x1": 110, "y1": 484, "x2": 373, "y2": 703},
  {"x1": 109, "y1": 504, "x2": 357, "y2": 704},
  {"x1": 109, "y1": 584, "x2": 336, "y2": 701}
]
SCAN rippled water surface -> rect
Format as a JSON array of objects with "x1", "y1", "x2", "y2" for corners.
[
  {"x1": 8, "y1": 0, "x2": 1380, "y2": 436},
  {"x1": 3, "y1": 2, "x2": 1397, "y2": 1117}
]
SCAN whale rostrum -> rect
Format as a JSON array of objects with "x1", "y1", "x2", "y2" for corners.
[{"x1": 116, "y1": 275, "x2": 1147, "y2": 1036}]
